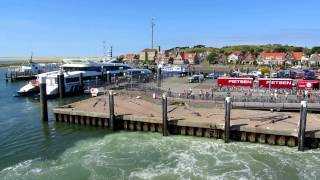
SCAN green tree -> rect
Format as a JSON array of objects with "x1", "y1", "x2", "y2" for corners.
[
  {"x1": 207, "y1": 52, "x2": 220, "y2": 64},
  {"x1": 293, "y1": 47, "x2": 303, "y2": 52},
  {"x1": 311, "y1": 47, "x2": 320, "y2": 54},
  {"x1": 168, "y1": 57, "x2": 174, "y2": 64}
]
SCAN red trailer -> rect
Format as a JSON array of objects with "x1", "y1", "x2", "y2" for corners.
[
  {"x1": 258, "y1": 78, "x2": 293, "y2": 89},
  {"x1": 217, "y1": 77, "x2": 254, "y2": 87},
  {"x1": 297, "y1": 80, "x2": 320, "y2": 90}
]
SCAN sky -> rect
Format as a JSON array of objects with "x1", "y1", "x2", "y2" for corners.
[{"x1": 0, "y1": 0, "x2": 320, "y2": 56}]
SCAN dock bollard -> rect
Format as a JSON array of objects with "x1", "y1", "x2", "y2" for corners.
[
  {"x1": 109, "y1": 91, "x2": 115, "y2": 131},
  {"x1": 162, "y1": 93, "x2": 168, "y2": 136},
  {"x1": 298, "y1": 101, "x2": 308, "y2": 151},
  {"x1": 40, "y1": 76, "x2": 48, "y2": 122},
  {"x1": 58, "y1": 71, "x2": 65, "y2": 98},
  {"x1": 224, "y1": 97, "x2": 232, "y2": 143}
]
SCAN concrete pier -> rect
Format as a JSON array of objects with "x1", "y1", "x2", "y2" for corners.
[{"x1": 53, "y1": 94, "x2": 320, "y2": 149}]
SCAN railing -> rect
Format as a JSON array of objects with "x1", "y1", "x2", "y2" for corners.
[{"x1": 83, "y1": 73, "x2": 320, "y2": 104}]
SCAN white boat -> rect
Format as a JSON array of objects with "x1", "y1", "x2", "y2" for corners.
[
  {"x1": 17, "y1": 59, "x2": 151, "y2": 97},
  {"x1": 16, "y1": 81, "x2": 40, "y2": 96},
  {"x1": 7, "y1": 55, "x2": 60, "y2": 78},
  {"x1": 157, "y1": 64, "x2": 188, "y2": 74}
]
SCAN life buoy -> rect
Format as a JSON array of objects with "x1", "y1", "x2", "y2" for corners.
[{"x1": 90, "y1": 88, "x2": 99, "y2": 97}]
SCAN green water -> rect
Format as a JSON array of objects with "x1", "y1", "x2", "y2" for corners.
[{"x1": 0, "y1": 67, "x2": 320, "y2": 180}]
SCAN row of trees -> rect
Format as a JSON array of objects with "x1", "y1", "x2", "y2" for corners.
[{"x1": 180, "y1": 44, "x2": 320, "y2": 56}]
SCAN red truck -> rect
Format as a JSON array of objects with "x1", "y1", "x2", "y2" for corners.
[
  {"x1": 297, "y1": 80, "x2": 320, "y2": 90},
  {"x1": 217, "y1": 77, "x2": 254, "y2": 87},
  {"x1": 258, "y1": 78, "x2": 293, "y2": 89}
]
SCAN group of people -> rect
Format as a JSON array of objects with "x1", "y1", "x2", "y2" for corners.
[{"x1": 168, "y1": 88, "x2": 214, "y2": 100}]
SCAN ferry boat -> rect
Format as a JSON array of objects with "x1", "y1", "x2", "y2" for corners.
[
  {"x1": 157, "y1": 64, "x2": 188, "y2": 74},
  {"x1": 7, "y1": 55, "x2": 60, "y2": 80},
  {"x1": 17, "y1": 59, "x2": 151, "y2": 97}
]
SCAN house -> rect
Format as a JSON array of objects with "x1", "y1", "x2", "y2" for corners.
[
  {"x1": 301, "y1": 54, "x2": 309, "y2": 65},
  {"x1": 227, "y1": 51, "x2": 243, "y2": 63},
  {"x1": 174, "y1": 52, "x2": 186, "y2": 64},
  {"x1": 309, "y1": 53, "x2": 320, "y2": 65},
  {"x1": 258, "y1": 52, "x2": 289, "y2": 65},
  {"x1": 186, "y1": 53, "x2": 199, "y2": 64},
  {"x1": 242, "y1": 52, "x2": 256, "y2": 64},
  {"x1": 173, "y1": 52, "x2": 199, "y2": 65},
  {"x1": 155, "y1": 52, "x2": 169, "y2": 64},
  {"x1": 293, "y1": 52, "x2": 303, "y2": 64},
  {"x1": 139, "y1": 48, "x2": 159, "y2": 62},
  {"x1": 124, "y1": 54, "x2": 139, "y2": 61}
]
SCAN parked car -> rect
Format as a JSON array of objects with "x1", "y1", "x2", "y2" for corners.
[
  {"x1": 248, "y1": 71, "x2": 262, "y2": 77},
  {"x1": 188, "y1": 74, "x2": 204, "y2": 83},
  {"x1": 206, "y1": 73, "x2": 223, "y2": 79}
]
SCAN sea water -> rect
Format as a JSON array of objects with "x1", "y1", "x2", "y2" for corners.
[{"x1": 0, "y1": 68, "x2": 320, "y2": 180}]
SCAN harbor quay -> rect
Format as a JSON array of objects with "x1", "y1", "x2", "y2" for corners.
[{"x1": 52, "y1": 91, "x2": 320, "y2": 149}]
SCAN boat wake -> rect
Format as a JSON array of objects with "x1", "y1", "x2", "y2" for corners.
[{"x1": 1, "y1": 132, "x2": 320, "y2": 180}]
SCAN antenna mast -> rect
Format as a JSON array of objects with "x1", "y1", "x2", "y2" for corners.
[{"x1": 151, "y1": 17, "x2": 155, "y2": 49}]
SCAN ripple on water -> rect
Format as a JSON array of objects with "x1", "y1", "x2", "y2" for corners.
[{"x1": 1, "y1": 132, "x2": 320, "y2": 180}]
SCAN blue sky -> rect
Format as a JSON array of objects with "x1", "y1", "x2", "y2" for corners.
[{"x1": 0, "y1": 0, "x2": 319, "y2": 56}]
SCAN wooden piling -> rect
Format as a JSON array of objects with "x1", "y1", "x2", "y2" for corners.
[
  {"x1": 106, "y1": 71, "x2": 110, "y2": 84},
  {"x1": 157, "y1": 67, "x2": 161, "y2": 88},
  {"x1": 162, "y1": 94, "x2": 168, "y2": 136},
  {"x1": 298, "y1": 101, "x2": 308, "y2": 151},
  {"x1": 79, "y1": 73, "x2": 84, "y2": 92},
  {"x1": 109, "y1": 91, "x2": 115, "y2": 131},
  {"x1": 58, "y1": 71, "x2": 65, "y2": 98},
  {"x1": 224, "y1": 97, "x2": 231, "y2": 143},
  {"x1": 40, "y1": 77, "x2": 48, "y2": 122}
]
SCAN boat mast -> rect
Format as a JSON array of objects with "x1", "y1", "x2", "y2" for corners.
[
  {"x1": 29, "y1": 52, "x2": 33, "y2": 64},
  {"x1": 109, "y1": 46, "x2": 113, "y2": 58}
]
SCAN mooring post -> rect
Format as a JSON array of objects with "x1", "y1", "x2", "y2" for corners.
[
  {"x1": 298, "y1": 101, "x2": 308, "y2": 151},
  {"x1": 109, "y1": 91, "x2": 115, "y2": 131},
  {"x1": 58, "y1": 71, "x2": 65, "y2": 98},
  {"x1": 40, "y1": 76, "x2": 48, "y2": 122},
  {"x1": 157, "y1": 67, "x2": 161, "y2": 88},
  {"x1": 224, "y1": 97, "x2": 231, "y2": 143},
  {"x1": 5, "y1": 73, "x2": 8, "y2": 82},
  {"x1": 162, "y1": 93, "x2": 168, "y2": 136},
  {"x1": 101, "y1": 66, "x2": 104, "y2": 81},
  {"x1": 79, "y1": 73, "x2": 84, "y2": 93},
  {"x1": 106, "y1": 71, "x2": 111, "y2": 84}
]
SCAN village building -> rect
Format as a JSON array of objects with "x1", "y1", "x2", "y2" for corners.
[
  {"x1": 227, "y1": 51, "x2": 244, "y2": 64},
  {"x1": 174, "y1": 52, "x2": 186, "y2": 65},
  {"x1": 301, "y1": 54, "x2": 310, "y2": 65},
  {"x1": 123, "y1": 54, "x2": 139, "y2": 61},
  {"x1": 292, "y1": 52, "x2": 303, "y2": 65},
  {"x1": 155, "y1": 52, "x2": 169, "y2": 64},
  {"x1": 309, "y1": 53, "x2": 320, "y2": 65},
  {"x1": 139, "y1": 47, "x2": 160, "y2": 62},
  {"x1": 185, "y1": 52, "x2": 199, "y2": 64},
  {"x1": 258, "y1": 52, "x2": 289, "y2": 65},
  {"x1": 242, "y1": 52, "x2": 256, "y2": 64}
]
